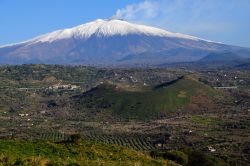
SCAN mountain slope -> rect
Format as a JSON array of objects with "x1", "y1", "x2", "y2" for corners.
[
  {"x1": 199, "y1": 52, "x2": 243, "y2": 62},
  {"x1": 1, "y1": 19, "x2": 250, "y2": 65}
]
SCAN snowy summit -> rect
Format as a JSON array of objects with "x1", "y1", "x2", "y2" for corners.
[{"x1": 26, "y1": 19, "x2": 200, "y2": 44}]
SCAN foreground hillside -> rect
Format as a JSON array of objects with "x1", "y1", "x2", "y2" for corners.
[{"x1": 0, "y1": 139, "x2": 178, "y2": 166}]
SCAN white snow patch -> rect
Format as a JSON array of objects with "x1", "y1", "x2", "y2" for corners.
[{"x1": 0, "y1": 19, "x2": 217, "y2": 48}]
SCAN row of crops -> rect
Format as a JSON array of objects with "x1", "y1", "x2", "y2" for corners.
[
  {"x1": 38, "y1": 132, "x2": 156, "y2": 151},
  {"x1": 39, "y1": 132, "x2": 72, "y2": 142},
  {"x1": 83, "y1": 133, "x2": 155, "y2": 151}
]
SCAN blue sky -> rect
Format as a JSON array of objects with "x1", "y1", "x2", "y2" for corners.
[{"x1": 0, "y1": 0, "x2": 250, "y2": 47}]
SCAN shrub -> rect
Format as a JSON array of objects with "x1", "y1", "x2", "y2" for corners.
[
  {"x1": 14, "y1": 158, "x2": 25, "y2": 165},
  {"x1": 150, "y1": 150, "x2": 165, "y2": 158},
  {"x1": 163, "y1": 150, "x2": 188, "y2": 166},
  {"x1": 70, "y1": 134, "x2": 81, "y2": 144},
  {"x1": 187, "y1": 151, "x2": 221, "y2": 166}
]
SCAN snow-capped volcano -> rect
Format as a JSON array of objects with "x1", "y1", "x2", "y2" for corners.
[
  {"x1": 0, "y1": 19, "x2": 249, "y2": 65},
  {"x1": 5, "y1": 19, "x2": 200, "y2": 46},
  {"x1": 32, "y1": 19, "x2": 202, "y2": 42}
]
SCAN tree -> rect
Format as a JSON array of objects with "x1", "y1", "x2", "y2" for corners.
[{"x1": 70, "y1": 134, "x2": 81, "y2": 144}]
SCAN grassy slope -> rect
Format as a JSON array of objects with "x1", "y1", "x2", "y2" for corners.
[
  {"x1": 0, "y1": 140, "x2": 178, "y2": 166},
  {"x1": 77, "y1": 76, "x2": 215, "y2": 120}
]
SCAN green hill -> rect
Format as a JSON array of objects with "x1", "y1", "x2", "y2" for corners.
[
  {"x1": 0, "y1": 139, "x2": 178, "y2": 166},
  {"x1": 74, "y1": 76, "x2": 215, "y2": 120}
]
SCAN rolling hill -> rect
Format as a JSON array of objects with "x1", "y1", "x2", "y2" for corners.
[{"x1": 73, "y1": 76, "x2": 216, "y2": 120}]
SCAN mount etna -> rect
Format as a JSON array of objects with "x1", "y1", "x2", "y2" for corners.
[{"x1": 1, "y1": 19, "x2": 250, "y2": 66}]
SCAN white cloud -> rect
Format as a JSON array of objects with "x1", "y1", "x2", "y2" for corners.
[
  {"x1": 111, "y1": 0, "x2": 250, "y2": 46},
  {"x1": 112, "y1": 1, "x2": 159, "y2": 20},
  {"x1": 112, "y1": 0, "x2": 249, "y2": 29}
]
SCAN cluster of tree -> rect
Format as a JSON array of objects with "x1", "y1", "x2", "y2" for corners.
[{"x1": 150, "y1": 148, "x2": 226, "y2": 166}]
